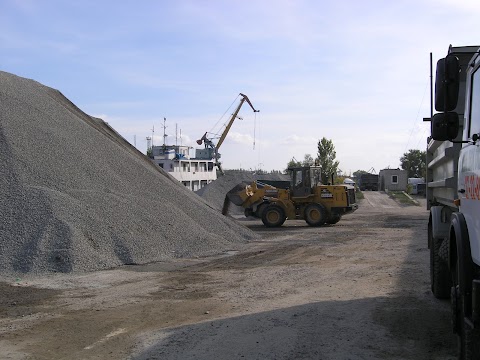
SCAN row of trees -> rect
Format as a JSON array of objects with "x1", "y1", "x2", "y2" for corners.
[{"x1": 286, "y1": 138, "x2": 427, "y2": 181}]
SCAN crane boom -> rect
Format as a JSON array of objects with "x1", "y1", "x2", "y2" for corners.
[
  {"x1": 196, "y1": 93, "x2": 259, "y2": 175},
  {"x1": 216, "y1": 93, "x2": 259, "y2": 150}
]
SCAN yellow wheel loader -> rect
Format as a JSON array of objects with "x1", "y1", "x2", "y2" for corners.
[{"x1": 222, "y1": 166, "x2": 358, "y2": 227}]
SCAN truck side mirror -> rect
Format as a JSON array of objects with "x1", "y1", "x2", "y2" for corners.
[
  {"x1": 431, "y1": 112, "x2": 459, "y2": 141},
  {"x1": 435, "y1": 55, "x2": 460, "y2": 111}
]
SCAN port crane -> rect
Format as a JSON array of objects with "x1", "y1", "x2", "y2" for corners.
[{"x1": 197, "y1": 93, "x2": 259, "y2": 174}]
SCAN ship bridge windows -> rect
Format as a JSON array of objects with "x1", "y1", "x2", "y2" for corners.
[{"x1": 182, "y1": 162, "x2": 191, "y2": 172}]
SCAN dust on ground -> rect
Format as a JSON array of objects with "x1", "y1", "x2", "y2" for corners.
[{"x1": 0, "y1": 192, "x2": 456, "y2": 360}]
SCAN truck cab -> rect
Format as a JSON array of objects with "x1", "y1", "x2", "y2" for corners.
[{"x1": 428, "y1": 45, "x2": 480, "y2": 358}]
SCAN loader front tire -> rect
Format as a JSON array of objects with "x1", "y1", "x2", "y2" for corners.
[
  {"x1": 255, "y1": 203, "x2": 268, "y2": 219},
  {"x1": 304, "y1": 203, "x2": 327, "y2": 226},
  {"x1": 261, "y1": 205, "x2": 286, "y2": 227}
]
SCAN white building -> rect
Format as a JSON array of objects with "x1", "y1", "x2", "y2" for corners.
[{"x1": 150, "y1": 145, "x2": 217, "y2": 191}]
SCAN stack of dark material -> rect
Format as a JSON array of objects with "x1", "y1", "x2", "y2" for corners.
[{"x1": 0, "y1": 71, "x2": 259, "y2": 275}]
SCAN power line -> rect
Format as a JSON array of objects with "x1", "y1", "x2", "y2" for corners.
[{"x1": 404, "y1": 81, "x2": 428, "y2": 154}]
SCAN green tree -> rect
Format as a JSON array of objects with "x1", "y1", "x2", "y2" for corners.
[
  {"x1": 316, "y1": 137, "x2": 339, "y2": 184},
  {"x1": 400, "y1": 149, "x2": 426, "y2": 178},
  {"x1": 303, "y1": 154, "x2": 314, "y2": 166},
  {"x1": 286, "y1": 157, "x2": 302, "y2": 170},
  {"x1": 146, "y1": 147, "x2": 153, "y2": 159},
  {"x1": 353, "y1": 169, "x2": 368, "y2": 178}
]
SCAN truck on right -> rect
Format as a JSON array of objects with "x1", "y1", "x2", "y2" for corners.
[{"x1": 427, "y1": 45, "x2": 480, "y2": 358}]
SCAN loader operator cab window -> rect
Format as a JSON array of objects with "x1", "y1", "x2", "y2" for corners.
[
  {"x1": 294, "y1": 170, "x2": 303, "y2": 187},
  {"x1": 292, "y1": 168, "x2": 312, "y2": 197}
]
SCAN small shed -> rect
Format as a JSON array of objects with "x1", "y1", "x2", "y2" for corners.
[{"x1": 379, "y1": 169, "x2": 408, "y2": 191}]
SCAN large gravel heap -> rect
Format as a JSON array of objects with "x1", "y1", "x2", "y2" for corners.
[
  {"x1": 0, "y1": 71, "x2": 259, "y2": 275},
  {"x1": 196, "y1": 171, "x2": 290, "y2": 214}
]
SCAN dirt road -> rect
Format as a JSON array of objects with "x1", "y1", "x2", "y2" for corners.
[{"x1": 0, "y1": 192, "x2": 457, "y2": 359}]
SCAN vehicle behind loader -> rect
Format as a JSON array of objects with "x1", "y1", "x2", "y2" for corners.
[{"x1": 222, "y1": 166, "x2": 358, "y2": 227}]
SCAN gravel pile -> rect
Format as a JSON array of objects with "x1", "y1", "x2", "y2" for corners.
[
  {"x1": 196, "y1": 171, "x2": 290, "y2": 215},
  {"x1": 0, "y1": 71, "x2": 259, "y2": 276}
]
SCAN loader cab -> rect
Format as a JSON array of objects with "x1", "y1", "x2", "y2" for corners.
[{"x1": 289, "y1": 166, "x2": 321, "y2": 197}]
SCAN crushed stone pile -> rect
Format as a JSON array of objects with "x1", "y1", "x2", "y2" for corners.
[
  {"x1": 0, "y1": 71, "x2": 259, "y2": 276},
  {"x1": 196, "y1": 171, "x2": 290, "y2": 215}
]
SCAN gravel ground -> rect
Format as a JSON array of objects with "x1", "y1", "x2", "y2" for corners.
[
  {"x1": 0, "y1": 193, "x2": 457, "y2": 359},
  {"x1": 0, "y1": 71, "x2": 259, "y2": 276}
]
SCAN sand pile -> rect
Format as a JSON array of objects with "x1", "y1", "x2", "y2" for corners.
[
  {"x1": 196, "y1": 171, "x2": 290, "y2": 215},
  {"x1": 0, "y1": 71, "x2": 259, "y2": 276}
]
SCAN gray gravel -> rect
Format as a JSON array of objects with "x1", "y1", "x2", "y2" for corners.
[{"x1": 0, "y1": 71, "x2": 259, "y2": 276}]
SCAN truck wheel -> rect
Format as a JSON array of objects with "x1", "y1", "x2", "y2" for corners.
[
  {"x1": 326, "y1": 213, "x2": 341, "y2": 224},
  {"x1": 261, "y1": 205, "x2": 286, "y2": 227},
  {"x1": 304, "y1": 203, "x2": 327, "y2": 226},
  {"x1": 429, "y1": 234, "x2": 451, "y2": 299},
  {"x1": 452, "y1": 264, "x2": 480, "y2": 359}
]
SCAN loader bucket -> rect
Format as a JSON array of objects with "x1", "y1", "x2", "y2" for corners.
[{"x1": 225, "y1": 182, "x2": 251, "y2": 206}]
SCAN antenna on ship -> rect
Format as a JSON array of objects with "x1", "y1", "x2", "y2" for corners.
[
  {"x1": 162, "y1": 117, "x2": 168, "y2": 147},
  {"x1": 151, "y1": 125, "x2": 155, "y2": 147}
]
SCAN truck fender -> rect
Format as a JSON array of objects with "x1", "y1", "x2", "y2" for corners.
[
  {"x1": 430, "y1": 206, "x2": 451, "y2": 244},
  {"x1": 449, "y1": 212, "x2": 473, "y2": 295}
]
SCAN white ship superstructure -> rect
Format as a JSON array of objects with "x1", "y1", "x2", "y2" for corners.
[{"x1": 151, "y1": 144, "x2": 217, "y2": 191}]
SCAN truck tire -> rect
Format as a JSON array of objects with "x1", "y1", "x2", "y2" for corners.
[
  {"x1": 450, "y1": 213, "x2": 480, "y2": 359},
  {"x1": 261, "y1": 204, "x2": 286, "y2": 227},
  {"x1": 304, "y1": 203, "x2": 327, "y2": 226},
  {"x1": 452, "y1": 264, "x2": 480, "y2": 359},
  {"x1": 326, "y1": 213, "x2": 341, "y2": 224},
  {"x1": 430, "y1": 235, "x2": 451, "y2": 299}
]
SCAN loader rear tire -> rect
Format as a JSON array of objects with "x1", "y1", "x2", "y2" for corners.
[
  {"x1": 261, "y1": 205, "x2": 286, "y2": 227},
  {"x1": 304, "y1": 203, "x2": 327, "y2": 226},
  {"x1": 326, "y1": 213, "x2": 341, "y2": 225}
]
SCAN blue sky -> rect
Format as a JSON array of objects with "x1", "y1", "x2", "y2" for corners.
[{"x1": 2, "y1": 0, "x2": 480, "y2": 174}]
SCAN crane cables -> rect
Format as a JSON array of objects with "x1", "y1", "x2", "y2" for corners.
[
  {"x1": 253, "y1": 110, "x2": 257, "y2": 150},
  {"x1": 209, "y1": 94, "x2": 240, "y2": 137}
]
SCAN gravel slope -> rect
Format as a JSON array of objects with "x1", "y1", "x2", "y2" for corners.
[{"x1": 0, "y1": 71, "x2": 258, "y2": 275}]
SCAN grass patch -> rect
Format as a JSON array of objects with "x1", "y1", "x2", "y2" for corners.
[
  {"x1": 387, "y1": 191, "x2": 419, "y2": 206},
  {"x1": 355, "y1": 189, "x2": 364, "y2": 200}
]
